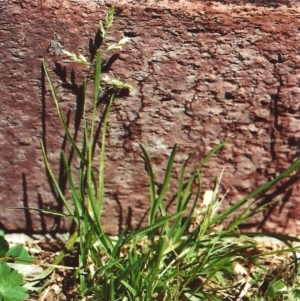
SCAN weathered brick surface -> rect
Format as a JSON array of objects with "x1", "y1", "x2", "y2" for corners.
[{"x1": 0, "y1": 0, "x2": 299, "y2": 235}]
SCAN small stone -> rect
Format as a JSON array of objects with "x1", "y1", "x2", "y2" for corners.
[{"x1": 48, "y1": 39, "x2": 63, "y2": 56}]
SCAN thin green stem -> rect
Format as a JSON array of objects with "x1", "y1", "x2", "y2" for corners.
[
  {"x1": 87, "y1": 52, "x2": 102, "y2": 219},
  {"x1": 98, "y1": 93, "x2": 115, "y2": 220}
]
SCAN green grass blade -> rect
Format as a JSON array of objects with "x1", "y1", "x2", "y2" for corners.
[
  {"x1": 170, "y1": 140, "x2": 228, "y2": 237},
  {"x1": 170, "y1": 170, "x2": 202, "y2": 241},
  {"x1": 234, "y1": 198, "x2": 279, "y2": 227},
  {"x1": 93, "y1": 257, "x2": 124, "y2": 280},
  {"x1": 97, "y1": 93, "x2": 115, "y2": 219},
  {"x1": 144, "y1": 144, "x2": 177, "y2": 225},
  {"x1": 60, "y1": 151, "x2": 83, "y2": 220},
  {"x1": 94, "y1": 50, "x2": 101, "y2": 90},
  {"x1": 176, "y1": 140, "x2": 228, "y2": 215},
  {"x1": 139, "y1": 144, "x2": 156, "y2": 221},
  {"x1": 86, "y1": 52, "x2": 101, "y2": 218},
  {"x1": 148, "y1": 237, "x2": 168, "y2": 293},
  {"x1": 214, "y1": 157, "x2": 300, "y2": 229},
  {"x1": 120, "y1": 280, "x2": 137, "y2": 298},
  {"x1": 7, "y1": 207, "x2": 69, "y2": 217},
  {"x1": 109, "y1": 274, "x2": 114, "y2": 301},
  {"x1": 111, "y1": 227, "x2": 128, "y2": 258},
  {"x1": 40, "y1": 141, "x2": 73, "y2": 216},
  {"x1": 176, "y1": 151, "x2": 196, "y2": 212},
  {"x1": 122, "y1": 211, "x2": 184, "y2": 245},
  {"x1": 155, "y1": 144, "x2": 177, "y2": 218},
  {"x1": 42, "y1": 60, "x2": 86, "y2": 164},
  {"x1": 116, "y1": 251, "x2": 151, "y2": 288},
  {"x1": 194, "y1": 139, "x2": 229, "y2": 172}
]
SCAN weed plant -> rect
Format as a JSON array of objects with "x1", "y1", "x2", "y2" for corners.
[
  {"x1": 6, "y1": 6, "x2": 300, "y2": 301},
  {"x1": 0, "y1": 234, "x2": 33, "y2": 300}
]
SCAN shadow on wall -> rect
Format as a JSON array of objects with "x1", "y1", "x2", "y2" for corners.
[{"x1": 238, "y1": 170, "x2": 300, "y2": 232}]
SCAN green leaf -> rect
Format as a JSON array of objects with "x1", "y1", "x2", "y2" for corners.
[
  {"x1": 267, "y1": 280, "x2": 287, "y2": 299},
  {"x1": 292, "y1": 288, "x2": 300, "y2": 297},
  {"x1": 0, "y1": 237, "x2": 9, "y2": 258},
  {"x1": 0, "y1": 263, "x2": 28, "y2": 301},
  {"x1": 6, "y1": 245, "x2": 34, "y2": 264}
]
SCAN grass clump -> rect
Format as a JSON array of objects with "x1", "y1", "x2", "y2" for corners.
[{"x1": 12, "y1": 6, "x2": 300, "y2": 301}]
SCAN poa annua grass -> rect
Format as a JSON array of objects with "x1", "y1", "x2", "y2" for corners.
[{"x1": 27, "y1": 6, "x2": 300, "y2": 301}]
